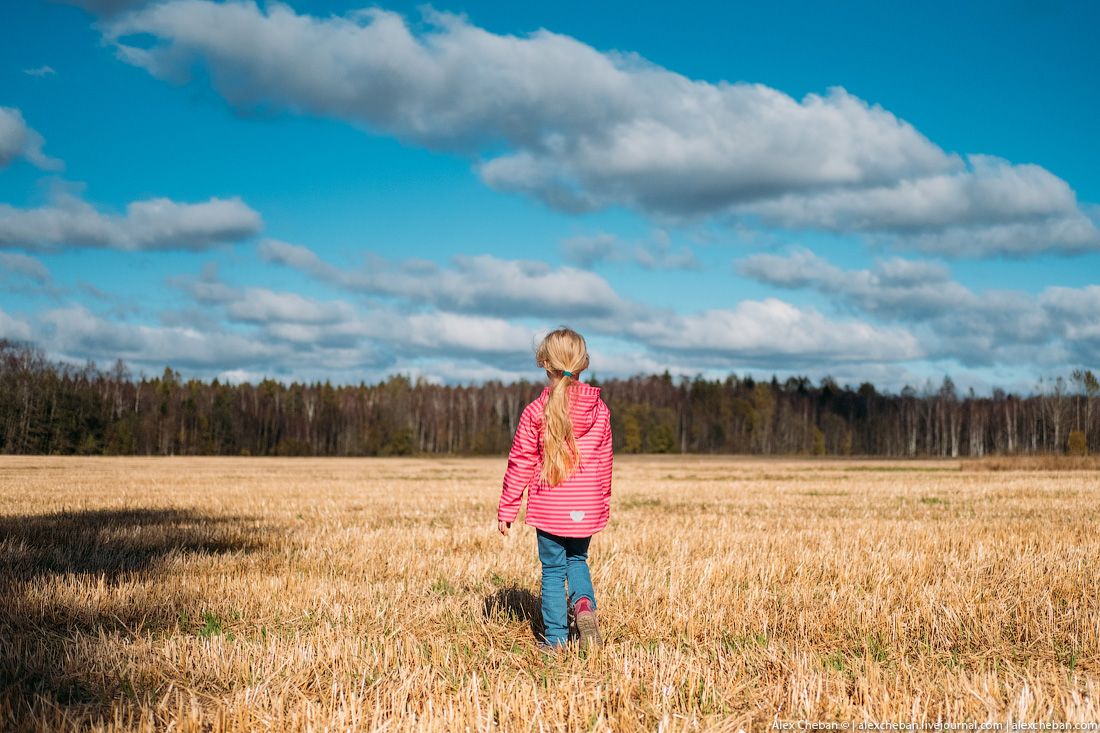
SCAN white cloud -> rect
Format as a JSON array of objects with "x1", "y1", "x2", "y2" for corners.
[
  {"x1": 0, "y1": 308, "x2": 33, "y2": 342},
  {"x1": 256, "y1": 240, "x2": 927, "y2": 367},
  {"x1": 250, "y1": 307, "x2": 538, "y2": 361},
  {"x1": 573, "y1": 346, "x2": 748, "y2": 382},
  {"x1": 94, "y1": 5, "x2": 938, "y2": 207},
  {"x1": 738, "y1": 154, "x2": 1100, "y2": 257},
  {"x1": 169, "y1": 263, "x2": 238, "y2": 304},
  {"x1": 376, "y1": 358, "x2": 533, "y2": 386},
  {"x1": 0, "y1": 252, "x2": 51, "y2": 284},
  {"x1": 0, "y1": 189, "x2": 262, "y2": 251},
  {"x1": 735, "y1": 248, "x2": 1100, "y2": 367},
  {"x1": 172, "y1": 264, "x2": 541, "y2": 359},
  {"x1": 561, "y1": 229, "x2": 699, "y2": 270},
  {"x1": 172, "y1": 267, "x2": 367, "y2": 345},
  {"x1": 0, "y1": 107, "x2": 62, "y2": 170},
  {"x1": 39, "y1": 304, "x2": 282, "y2": 369},
  {"x1": 355, "y1": 308, "x2": 538, "y2": 358},
  {"x1": 162, "y1": 247, "x2": 937, "y2": 378},
  {"x1": 254, "y1": 239, "x2": 324, "y2": 273},
  {"x1": 258, "y1": 239, "x2": 637, "y2": 319},
  {"x1": 23, "y1": 66, "x2": 57, "y2": 78},
  {"x1": 95, "y1": 2, "x2": 1100, "y2": 258},
  {"x1": 623, "y1": 298, "x2": 923, "y2": 365},
  {"x1": 226, "y1": 288, "x2": 355, "y2": 325},
  {"x1": 559, "y1": 233, "x2": 620, "y2": 268},
  {"x1": 736, "y1": 248, "x2": 971, "y2": 319},
  {"x1": 20, "y1": 250, "x2": 1093, "y2": 385},
  {"x1": 215, "y1": 367, "x2": 272, "y2": 385},
  {"x1": 1041, "y1": 286, "x2": 1100, "y2": 347}
]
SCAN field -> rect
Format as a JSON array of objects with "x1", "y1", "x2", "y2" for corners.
[{"x1": 1, "y1": 456, "x2": 1098, "y2": 732}]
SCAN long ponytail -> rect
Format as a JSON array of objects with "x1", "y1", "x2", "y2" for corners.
[
  {"x1": 534, "y1": 327, "x2": 590, "y2": 486},
  {"x1": 542, "y1": 372, "x2": 579, "y2": 486}
]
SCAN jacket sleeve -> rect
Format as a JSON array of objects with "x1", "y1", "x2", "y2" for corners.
[
  {"x1": 596, "y1": 411, "x2": 613, "y2": 500},
  {"x1": 498, "y1": 407, "x2": 540, "y2": 523}
]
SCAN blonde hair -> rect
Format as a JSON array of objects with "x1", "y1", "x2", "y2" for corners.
[{"x1": 535, "y1": 326, "x2": 591, "y2": 486}]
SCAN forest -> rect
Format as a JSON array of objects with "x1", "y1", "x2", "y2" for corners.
[{"x1": 0, "y1": 339, "x2": 1096, "y2": 458}]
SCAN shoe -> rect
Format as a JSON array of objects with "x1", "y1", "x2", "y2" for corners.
[{"x1": 573, "y1": 598, "x2": 603, "y2": 649}]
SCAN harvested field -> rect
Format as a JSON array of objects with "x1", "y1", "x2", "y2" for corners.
[{"x1": 0, "y1": 456, "x2": 1097, "y2": 731}]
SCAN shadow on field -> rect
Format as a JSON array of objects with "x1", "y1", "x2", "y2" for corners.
[
  {"x1": 0, "y1": 507, "x2": 268, "y2": 727},
  {"x1": 482, "y1": 586, "x2": 548, "y2": 641}
]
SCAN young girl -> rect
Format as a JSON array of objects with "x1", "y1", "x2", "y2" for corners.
[{"x1": 497, "y1": 326, "x2": 613, "y2": 651}]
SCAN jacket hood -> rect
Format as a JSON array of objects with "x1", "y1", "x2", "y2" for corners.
[{"x1": 536, "y1": 381, "x2": 603, "y2": 439}]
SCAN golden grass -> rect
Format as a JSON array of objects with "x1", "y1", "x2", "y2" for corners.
[
  {"x1": 968, "y1": 455, "x2": 1100, "y2": 471},
  {"x1": 0, "y1": 455, "x2": 1097, "y2": 732}
]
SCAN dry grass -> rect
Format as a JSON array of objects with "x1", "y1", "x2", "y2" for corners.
[
  {"x1": 0, "y1": 455, "x2": 1097, "y2": 732},
  {"x1": 968, "y1": 454, "x2": 1100, "y2": 471}
]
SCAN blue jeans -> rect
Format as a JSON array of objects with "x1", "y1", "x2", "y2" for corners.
[{"x1": 536, "y1": 528, "x2": 596, "y2": 646}]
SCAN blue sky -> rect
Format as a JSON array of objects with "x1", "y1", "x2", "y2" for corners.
[{"x1": 1, "y1": 0, "x2": 1098, "y2": 393}]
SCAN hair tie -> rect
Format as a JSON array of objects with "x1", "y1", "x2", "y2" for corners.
[{"x1": 562, "y1": 370, "x2": 574, "y2": 377}]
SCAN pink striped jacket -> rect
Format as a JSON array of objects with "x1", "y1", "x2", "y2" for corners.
[{"x1": 498, "y1": 382, "x2": 613, "y2": 537}]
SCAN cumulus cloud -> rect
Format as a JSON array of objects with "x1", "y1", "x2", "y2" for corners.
[
  {"x1": 359, "y1": 308, "x2": 537, "y2": 359},
  {"x1": 226, "y1": 288, "x2": 355, "y2": 325},
  {"x1": 173, "y1": 266, "x2": 357, "y2": 324},
  {"x1": 735, "y1": 248, "x2": 1100, "y2": 367},
  {"x1": 0, "y1": 189, "x2": 262, "y2": 251},
  {"x1": 38, "y1": 304, "x2": 283, "y2": 369},
  {"x1": 0, "y1": 107, "x2": 62, "y2": 170},
  {"x1": 561, "y1": 230, "x2": 700, "y2": 270},
  {"x1": 736, "y1": 248, "x2": 971, "y2": 320},
  {"x1": 27, "y1": 247, "x2": 1085, "y2": 385},
  {"x1": 251, "y1": 308, "x2": 537, "y2": 361},
  {"x1": 258, "y1": 239, "x2": 638, "y2": 319},
  {"x1": 1040, "y1": 285, "x2": 1100, "y2": 351},
  {"x1": 738, "y1": 154, "x2": 1100, "y2": 257},
  {"x1": 95, "y1": 2, "x2": 1100, "y2": 258},
  {"x1": 105, "y1": 0, "x2": 950, "y2": 196},
  {"x1": 256, "y1": 239, "x2": 930, "y2": 367},
  {"x1": 171, "y1": 263, "x2": 540, "y2": 360},
  {"x1": 621, "y1": 298, "x2": 923, "y2": 366},
  {"x1": 175, "y1": 244, "x2": 931, "y2": 376}
]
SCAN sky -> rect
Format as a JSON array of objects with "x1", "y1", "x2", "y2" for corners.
[{"x1": 1, "y1": 0, "x2": 1098, "y2": 394}]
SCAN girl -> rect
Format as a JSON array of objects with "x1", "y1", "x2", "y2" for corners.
[{"x1": 497, "y1": 326, "x2": 613, "y2": 651}]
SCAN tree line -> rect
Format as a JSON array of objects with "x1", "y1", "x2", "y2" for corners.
[{"x1": 0, "y1": 340, "x2": 1096, "y2": 457}]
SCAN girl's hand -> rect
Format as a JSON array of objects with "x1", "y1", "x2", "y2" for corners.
[{"x1": 498, "y1": 520, "x2": 512, "y2": 536}]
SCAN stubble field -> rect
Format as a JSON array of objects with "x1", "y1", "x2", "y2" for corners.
[{"x1": 0, "y1": 455, "x2": 1097, "y2": 732}]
